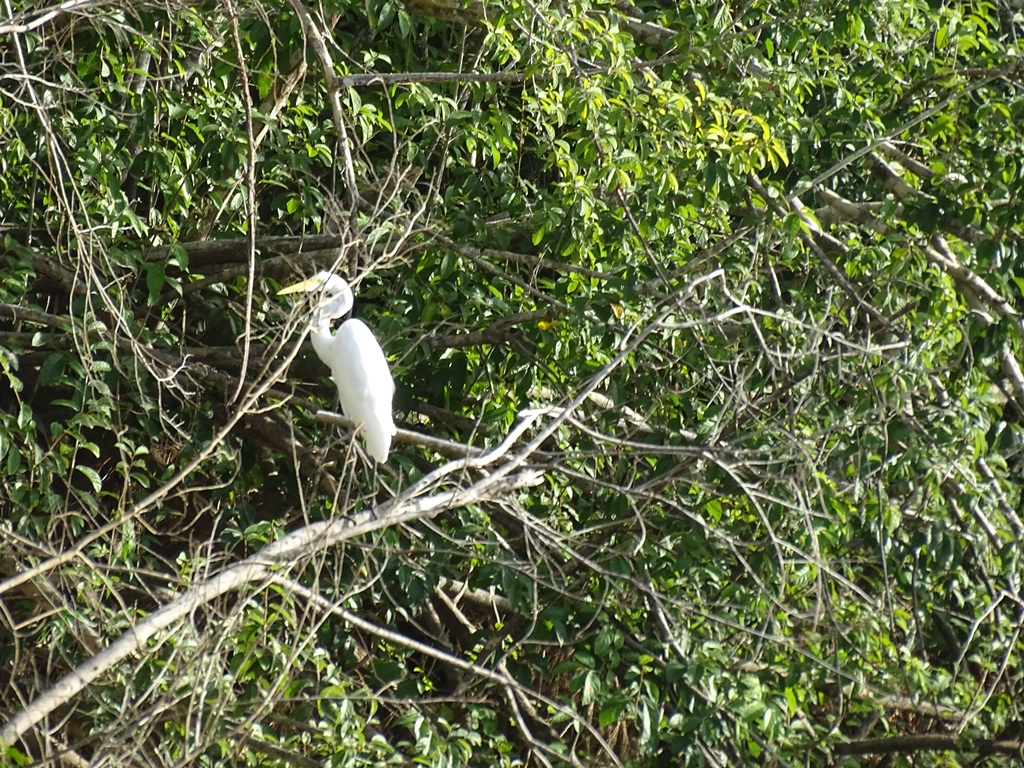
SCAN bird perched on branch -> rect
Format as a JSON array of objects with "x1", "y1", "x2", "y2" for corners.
[{"x1": 278, "y1": 271, "x2": 396, "y2": 463}]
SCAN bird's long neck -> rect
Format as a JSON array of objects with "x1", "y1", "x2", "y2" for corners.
[
  {"x1": 309, "y1": 307, "x2": 335, "y2": 336},
  {"x1": 308, "y1": 304, "x2": 338, "y2": 366},
  {"x1": 309, "y1": 324, "x2": 334, "y2": 365}
]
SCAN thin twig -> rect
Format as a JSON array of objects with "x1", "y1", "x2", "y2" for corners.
[
  {"x1": 0, "y1": 460, "x2": 544, "y2": 745},
  {"x1": 226, "y1": 0, "x2": 259, "y2": 405}
]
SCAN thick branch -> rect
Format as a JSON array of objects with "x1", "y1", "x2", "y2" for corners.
[
  {"x1": 144, "y1": 234, "x2": 350, "y2": 267},
  {"x1": 337, "y1": 70, "x2": 526, "y2": 87},
  {"x1": 428, "y1": 309, "x2": 556, "y2": 350},
  {"x1": 286, "y1": 0, "x2": 360, "y2": 209},
  {"x1": 314, "y1": 409, "x2": 485, "y2": 459},
  {"x1": 481, "y1": 247, "x2": 616, "y2": 282},
  {"x1": 924, "y1": 235, "x2": 1023, "y2": 333},
  {"x1": 833, "y1": 733, "x2": 1024, "y2": 757},
  {"x1": 748, "y1": 174, "x2": 902, "y2": 339},
  {"x1": 432, "y1": 233, "x2": 570, "y2": 311},
  {"x1": 816, "y1": 189, "x2": 893, "y2": 235},
  {"x1": 0, "y1": 464, "x2": 543, "y2": 746},
  {"x1": 0, "y1": 302, "x2": 67, "y2": 329}
]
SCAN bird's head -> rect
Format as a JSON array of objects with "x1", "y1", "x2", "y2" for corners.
[{"x1": 278, "y1": 271, "x2": 355, "y2": 330}]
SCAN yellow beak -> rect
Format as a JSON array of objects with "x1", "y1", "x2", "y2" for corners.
[{"x1": 277, "y1": 276, "x2": 326, "y2": 296}]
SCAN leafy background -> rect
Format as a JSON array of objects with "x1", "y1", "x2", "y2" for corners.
[{"x1": 2, "y1": 0, "x2": 1023, "y2": 765}]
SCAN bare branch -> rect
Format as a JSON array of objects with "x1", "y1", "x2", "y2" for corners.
[
  {"x1": 314, "y1": 409, "x2": 486, "y2": 459},
  {"x1": 0, "y1": 456, "x2": 544, "y2": 746},
  {"x1": 276, "y1": 577, "x2": 620, "y2": 768},
  {"x1": 427, "y1": 309, "x2": 556, "y2": 350},
  {"x1": 337, "y1": 70, "x2": 527, "y2": 87},
  {"x1": 226, "y1": 0, "x2": 259, "y2": 406},
  {"x1": 0, "y1": 0, "x2": 105, "y2": 35},
  {"x1": 749, "y1": 174, "x2": 902, "y2": 338},
  {"x1": 925, "y1": 235, "x2": 1023, "y2": 333},
  {"x1": 287, "y1": 0, "x2": 360, "y2": 209},
  {"x1": 433, "y1": 232, "x2": 571, "y2": 311},
  {"x1": 833, "y1": 733, "x2": 1024, "y2": 757}
]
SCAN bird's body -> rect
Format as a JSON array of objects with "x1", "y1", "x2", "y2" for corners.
[
  {"x1": 310, "y1": 317, "x2": 395, "y2": 463},
  {"x1": 279, "y1": 271, "x2": 396, "y2": 463}
]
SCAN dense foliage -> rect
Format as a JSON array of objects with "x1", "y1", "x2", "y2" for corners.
[{"x1": 2, "y1": 0, "x2": 1023, "y2": 765}]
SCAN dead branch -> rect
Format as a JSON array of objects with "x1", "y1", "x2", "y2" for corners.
[
  {"x1": 832, "y1": 733, "x2": 1024, "y2": 758},
  {"x1": 0, "y1": 455, "x2": 544, "y2": 746},
  {"x1": 428, "y1": 309, "x2": 556, "y2": 350}
]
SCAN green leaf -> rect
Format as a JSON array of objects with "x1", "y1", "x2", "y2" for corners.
[
  {"x1": 169, "y1": 243, "x2": 189, "y2": 270},
  {"x1": 39, "y1": 353, "x2": 66, "y2": 387},
  {"x1": 75, "y1": 465, "x2": 102, "y2": 492},
  {"x1": 145, "y1": 262, "x2": 166, "y2": 305},
  {"x1": 598, "y1": 701, "x2": 625, "y2": 728},
  {"x1": 581, "y1": 671, "x2": 600, "y2": 705},
  {"x1": 7, "y1": 446, "x2": 21, "y2": 475}
]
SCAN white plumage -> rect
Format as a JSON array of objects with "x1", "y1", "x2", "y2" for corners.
[{"x1": 279, "y1": 272, "x2": 396, "y2": 463}]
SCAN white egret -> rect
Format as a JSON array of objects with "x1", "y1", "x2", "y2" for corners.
[{"x1": 278, "y1": 272, "x2": 396, "y2": 463}]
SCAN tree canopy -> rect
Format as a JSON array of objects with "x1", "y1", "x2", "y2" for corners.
[{"x1": 2, "y1": 0, "x2": 1024, "y2": 765}]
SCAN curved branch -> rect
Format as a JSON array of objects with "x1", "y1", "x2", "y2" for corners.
[
  {"x1": 0, "y1": 459, "x2": 543, "y2": 746},
  {"x1": 833, "y1": 733, "x2": 1024, "y2": 758},
  {"x1": 314, "y1": 409, "x2": 485, "y2": 459},
  {"x1": 277, "y1": 577, "x2": 619, "y2": 768},
  {"x1": 427, "y1": 309, "x2": 556, "y2": 350},
  {"x1": 286, "y1": 0, "x2": 359, "y2": 209}
]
